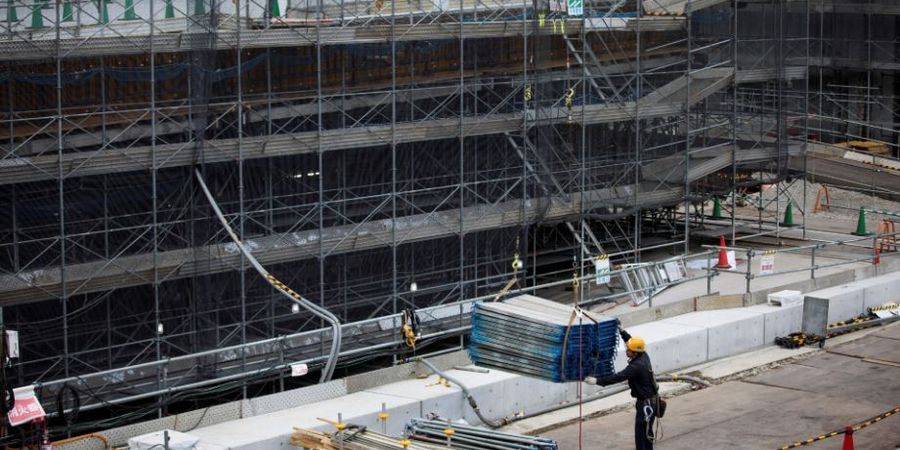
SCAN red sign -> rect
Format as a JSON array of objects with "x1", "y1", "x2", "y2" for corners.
[{"x1": 7, "y1": 386, "x2": 45, "y2": 427}]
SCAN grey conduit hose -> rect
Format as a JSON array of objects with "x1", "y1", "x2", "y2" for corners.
[
  {"x1": 655, "y1": 373, "x2": 712, "y2": 387},
  {"x1": 194, "y1": 169, "x2": 342, "y2": 383},
  {"x1": 418, "y1": 358, "x2": 508, "y2": 429}
]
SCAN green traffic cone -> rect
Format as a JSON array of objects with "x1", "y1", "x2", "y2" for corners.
[
  {"x1": 852, "y1": 206, "x2": 872, "y2": 236},
  {"x1": 62, "y1": 0, "x2": 73, "y2": 21},
  {"x1": 123, "y1": 0, "x2": 137, "y2": 19},
  {"x1": 29, "y1": 0, "x2": 43, "y2": 27},
  {"x1": 269, "y1": 0, "x2": 280, "y2": 17},
  {"x1": 164, "y1": 0, "x2": 174, "y2": 18},
  {"x1": 6, "y1": 0, "x2": 18, "y2": 23},
  {"x1": 99, "y1": 0, "x2": 108, "y2": 23},
  {"x1": 780, "y1": 199, "x2": 796, "y2": 227},
  {"x1": 712, "y1": 196, "x2": 724, "y2": 220}
]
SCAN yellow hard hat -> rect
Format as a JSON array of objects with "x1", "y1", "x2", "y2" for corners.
[{"x1": 627, "y1": 336, "x2": 645, "y2": 352}]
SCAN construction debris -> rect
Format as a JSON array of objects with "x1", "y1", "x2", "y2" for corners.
[{"x1": 469, "y1": 295, "x2": 618, "y2": 382}]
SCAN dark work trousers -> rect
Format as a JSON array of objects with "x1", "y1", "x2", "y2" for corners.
[{"x1": 634, "y1": 398, "x2": 656, "y2": 450}]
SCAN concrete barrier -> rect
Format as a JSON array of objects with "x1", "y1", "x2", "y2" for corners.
[
  {"x1": 803, "y1": 270, "x2": 900, "y2": 323},
  {"x1": 616, "y1": 321, "x2": 708, "y2": 373},
  {"x1": 744, "y1": 304, "x2": 803, "y2": 344},
  {"x1": 664, "y1": 309, "x2": 765, "y2": 360}
]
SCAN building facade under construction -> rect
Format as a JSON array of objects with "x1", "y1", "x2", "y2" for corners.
[{"x1": 1, "y1": 0, "x2": 897, "y2": 436}]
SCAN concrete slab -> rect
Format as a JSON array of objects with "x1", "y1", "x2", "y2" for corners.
[
  {"x1": 685, "y1": 344, "x2": 817, "y2": 380},
  {"x1": 663, "y1": 309, "x2": 765, "y2": 360},
  {"x1": 874, "y1": 323, "x2": 900, "y2": 340},
  {"x1": 827, "y1": 335, "x2": 900, "y2": 363},
  {"x1": 746, "y1": 361, "x2": 900, "y2": 407}
]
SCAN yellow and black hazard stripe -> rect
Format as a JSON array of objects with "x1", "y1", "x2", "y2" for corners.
[
  {"x1": 775, "y1": 407, "x2": 900, "y2": 449},
  {"x1": 870, "y1": 302, "x2": 899, "y2": 313},
  {"x1": 266, "y1": 273, "x2": 303, "y2": 300}
]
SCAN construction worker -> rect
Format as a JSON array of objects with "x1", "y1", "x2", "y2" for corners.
[{"x1": 584, "y1": 328, "x2": 659, "y2": 450}]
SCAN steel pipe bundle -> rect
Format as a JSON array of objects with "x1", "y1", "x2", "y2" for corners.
[
  {"x1": 406, "y1": 419, "x2": 559, "y2": 450},
  {"x1": 469, "y1": 295, "x2": 618, "y2": 382}
]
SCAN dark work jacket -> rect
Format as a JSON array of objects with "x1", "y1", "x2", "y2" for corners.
[{"x1": 594, "y1": 330, "x2": 658, "y2": 400}]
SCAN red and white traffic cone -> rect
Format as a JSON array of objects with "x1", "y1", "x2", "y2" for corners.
[
  {"x1": 841, "y1": 425, "x2": 854, "y2": 450},
  {"x1": 715, "y1": 235, "x2": 731, "y2": 269},
  {"x1": 873, "y1": 244, "x2": 881, "y2": 266}
]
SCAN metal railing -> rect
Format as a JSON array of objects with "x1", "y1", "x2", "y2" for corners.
[{"x1": 702, "y1": 231, "x2": 900, "y2": 294}]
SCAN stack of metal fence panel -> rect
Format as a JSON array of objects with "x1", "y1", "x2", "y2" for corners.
[
  {"x1": 469, "y1": 294, "x2": 618, "y2": 382},
  {"x1": 406, "y1": 419, "x2": 559, "y2": 450}
]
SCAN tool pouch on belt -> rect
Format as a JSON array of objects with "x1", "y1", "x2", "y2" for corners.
[{"x1": 656, "y1": 397, "x2": 667, "y2": 418}]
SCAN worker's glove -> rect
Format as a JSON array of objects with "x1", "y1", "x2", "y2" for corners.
[{"x1": 583, "y1": 376, "x2": 598, "y2": 385}]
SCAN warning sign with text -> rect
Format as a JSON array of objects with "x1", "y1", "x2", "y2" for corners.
[
  {"x1": 6, "y1": 386, "x2": 45, "y2": 427},
  {"x1": 759, "y1": 253, "x2": 776, "y2": 275},
  {"x1": 594, "y1": 255, "x2": 610, "y2": 285}
]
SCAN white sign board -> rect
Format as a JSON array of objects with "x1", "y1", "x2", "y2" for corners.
[
  {"x1": 567, "y1": 0, "x2": 583, "y2": 16},
  {"x1": 594, "y1": 256, "x2": 610, "y2": 285},
  {"x1": 549, "y1": 0, "x2": 566, "y2": 12},
  {"x1": 663, "y1": 262, "x2": 682, "y2": 282},
  {"x1": 759, "y1": 253, "x2": 775, "y2": 275}
]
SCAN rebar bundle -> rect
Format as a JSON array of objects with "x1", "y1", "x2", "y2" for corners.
[
  {"x1": 468, "y1": 295, "x2": 618, "y2": 382},
  {"x1": 406, "y1": 419, "x2": 559, "y2": 450}
]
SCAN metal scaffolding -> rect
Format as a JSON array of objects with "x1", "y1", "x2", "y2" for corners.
[{"x1": 0, "y1": 0, "x2": 830, "y2": 434}]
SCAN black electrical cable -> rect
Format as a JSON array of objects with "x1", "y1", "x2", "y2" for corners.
[{"x1": 56, "y1": 383, "x2": 81, "y2": 425}]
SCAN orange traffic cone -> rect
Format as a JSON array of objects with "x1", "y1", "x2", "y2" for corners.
[
  {"x1": 841, "y1": 425, "x2": 854, "y2": 450},
  {"x1": 715, "y1": 235, "x2": 731, "y2": 269}
]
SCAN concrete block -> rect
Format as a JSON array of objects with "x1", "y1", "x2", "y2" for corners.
[
  {"x1": 857, "y1": 270, "x2": 900, "y2": 309},
  {"x1": 664, "y1": 309, "x2": 765, "y2": 360},
  {"x1": 767, "y1": 290, "x2": 802, "y2": 307},
  {"x1": 623, "y1": 320, "x2": 708, "y2": 373},
  {"x1": 744, "y1": 304, "x2": 803, "y2": 344},
  {"x1": 802, "y1": 296, "x2": 829, "y2": 337},
  {"x1": 805, "y1": 284, "x2": 865, "y2": 323}
]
